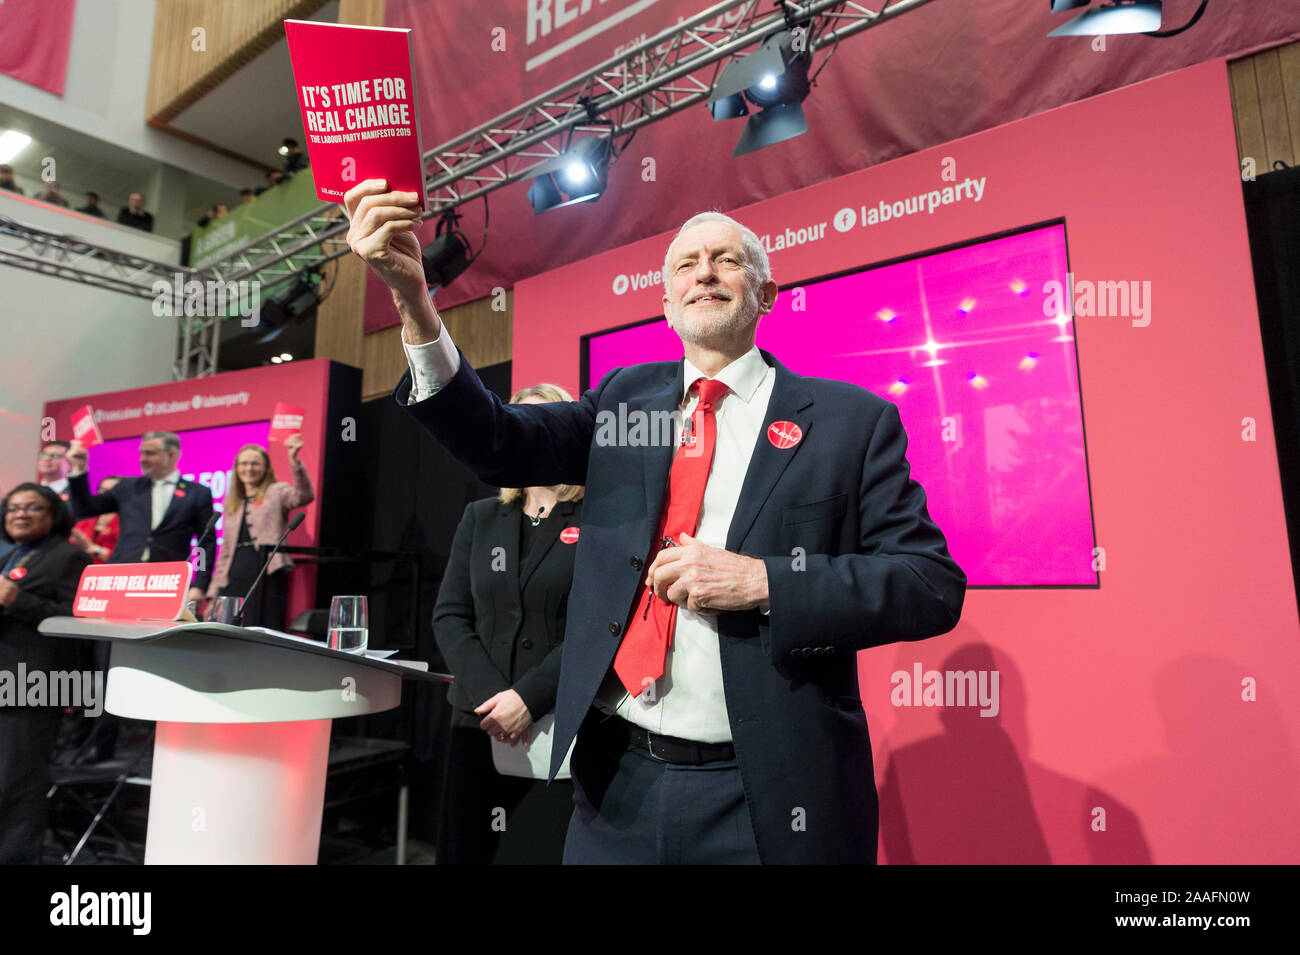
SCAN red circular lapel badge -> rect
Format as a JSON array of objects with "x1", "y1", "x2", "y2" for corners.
[
  {"x1": 8, "y1": 567, "x2": 27, "y2": 580},
  {"x1": 767, "y1": 421, "x2": 803, "y2": 450},
  {"x1": 560, "y1": 526, "x2": 580, "y2": 544},
  {"x1": 174, "y1": 488, "x2": 186, "y2": 498}
]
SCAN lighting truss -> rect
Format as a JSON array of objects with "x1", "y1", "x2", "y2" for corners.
[
  {"x1": 0, "y1": 0, "x2": 937, "y2": 378},
  {"x1": 208, "y1": 0, "x2": 938, "y2": 287}
]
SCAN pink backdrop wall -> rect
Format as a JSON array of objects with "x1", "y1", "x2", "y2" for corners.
[{"x1": 509, "y1": 61, "x2": 1300, "y2": 863}]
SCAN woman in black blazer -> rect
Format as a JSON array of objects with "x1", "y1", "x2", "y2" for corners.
[
  {"x1": 0, "y1": 483, "x2": 91, "y2": 863},
  {"x1": 434, "y1": 383, "x2": 583, "y2": 865}
]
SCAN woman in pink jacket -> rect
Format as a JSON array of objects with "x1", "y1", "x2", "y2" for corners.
[{"x1": 207, "y1": 433, "x2": 314, "y2": 629}]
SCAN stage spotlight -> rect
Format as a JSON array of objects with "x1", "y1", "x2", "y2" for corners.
[
  {"x1": 707, "y1": 28, "x2": 813, "y2": 157},
  {"x1": 526, "y1": 136, "x2": 611, "y2": 214},
  {"x1": 421, "y1": 209, "x2": 474, "y2": 289},
  {"x1": 256, "y1": 270, "x2": 320, "y2": 340},
  {"x1": 1048, "y1": 1, "x2": 1160, "y2": 35},
  {"x1": 1047, "y1": 1, "x2": 1207, "y2": 37},
  {"x1": 708, "y1": 35, "x2": 784, "y2": 119},
  {"x1": 563, "y1": 160, "x2": 591, "y2": 186}
]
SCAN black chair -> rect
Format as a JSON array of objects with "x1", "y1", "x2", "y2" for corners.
[{"x1": 289, "y1": 608, "x2": 329, "y2": 639}]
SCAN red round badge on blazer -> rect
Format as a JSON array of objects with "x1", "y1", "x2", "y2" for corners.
[
  {"x1": 560, "y1": 527, "x2": 580, "y2": 544},
  {"x1": 8, "y1": 567, "x2": 27, "y2": 580},
  {"x1": 767, "y1": 421, "x2": 803, "y2": 450},
  {"x1": 174, "y1": 489, "x2": 186, "y2": 498}
]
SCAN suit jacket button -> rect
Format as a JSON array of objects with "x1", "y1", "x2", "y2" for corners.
[
  {"x1": 608, "y1": 621, "x2": 621, "y2": 635},
  {"x1": 521, "y1": 638, "x2": 534, "y2": 649},
  {"x1": 630, "y1": 556, "x2": 643, "y2": 571}
]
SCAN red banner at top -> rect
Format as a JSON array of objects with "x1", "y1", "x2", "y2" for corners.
[
  {"x1": 0, "y1": 0, "x2": 74, "y2": 96},
  {"x1": 284, "y1": 20, "x2": 427, "y2": 208}
]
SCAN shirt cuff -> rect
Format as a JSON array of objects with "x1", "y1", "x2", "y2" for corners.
[{"x1": 402, "y1": 328, "x2": 460, "y2": 403}]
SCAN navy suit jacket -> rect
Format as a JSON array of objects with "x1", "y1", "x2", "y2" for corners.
[
  {"x1": 397, "y1": 348, "x2": 966, "y2": 864},
  {"x1": 66, "y1": 473, "x2": 215, "y2": 592}
]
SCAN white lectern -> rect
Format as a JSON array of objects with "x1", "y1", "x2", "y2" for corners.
[{"x1": 39, "y1": 617, "x2": 450, "y2": 865}]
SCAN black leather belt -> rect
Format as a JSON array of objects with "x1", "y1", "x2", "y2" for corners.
[{"x1": 601, "y1": 712, "x2": 735, "y2": 765}]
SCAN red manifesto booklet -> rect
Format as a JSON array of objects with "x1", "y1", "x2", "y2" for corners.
[{"x1": 284, "y1": 19, "x2": 428, "y2": 208}]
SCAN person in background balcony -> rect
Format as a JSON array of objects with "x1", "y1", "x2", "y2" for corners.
[
  {"x1": 77, "y1": 191, "x2": 105, "y2": 218},
  {"x1": 116, "y1": 191, "x2": 154, "y2": 232},
  {"x1": 0, "y1": 165, "x2": 23, "y2": 195},
  {"x1": 36, "y1": 181, "x2": 69, "y2": 207}
]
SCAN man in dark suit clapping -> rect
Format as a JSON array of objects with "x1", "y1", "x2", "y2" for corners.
[{"x1": 65, "y1": 431, "x2": 213, "y2": 606}]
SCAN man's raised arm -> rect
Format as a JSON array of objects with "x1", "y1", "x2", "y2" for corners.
[
  {"x1": 64, "y1": 440, "x2": 115, "y2": 519},
  {"x1": 342, "y1": 179, "x2": 596, "y2": 488}
]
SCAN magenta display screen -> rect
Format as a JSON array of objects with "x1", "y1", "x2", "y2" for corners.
[
  {"x1": 87, "y1": 420, "x2": 270, "y2": 550},
  {"x1": 583, "y1": 223, "x2": 1094, "y2": 587}
]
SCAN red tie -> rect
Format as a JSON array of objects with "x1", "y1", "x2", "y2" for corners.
[{"x1": 613, "y1": 377, "x2": 729, "y2": 698}]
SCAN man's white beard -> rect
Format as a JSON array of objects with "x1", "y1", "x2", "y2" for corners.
[{"x1": 671, "y1": 284, "x2": 759, "y2": 347}]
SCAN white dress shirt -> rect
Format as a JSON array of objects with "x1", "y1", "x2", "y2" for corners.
[
  {"x1": 403, "y1": 332, "x2": 775, "y2": 743},
  {"x1": 141, "y1": 470, "x2": 179, "y2": 560}
]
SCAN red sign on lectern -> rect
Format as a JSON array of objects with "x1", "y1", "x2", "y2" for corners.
[{"x1": 73, "y1": 562, "x2": 194, "y2": 620}]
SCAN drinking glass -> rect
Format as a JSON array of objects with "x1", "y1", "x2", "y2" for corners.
[
  {"x1": 205, "y1": 596, "x2": 244, "y2": 625},
  {"x1": 328, "y1": 596, "x2": 368, "y2": 653}
]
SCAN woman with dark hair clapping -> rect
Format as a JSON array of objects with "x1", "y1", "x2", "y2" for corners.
[{"x1": 0, "y1": 483, "x2": 91, "y2": 863}]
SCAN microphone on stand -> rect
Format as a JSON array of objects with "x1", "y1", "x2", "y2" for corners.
[
  {"x1": 194, "y1": 510, "x2": 221, "y2": 552},
  {"x1": 185, "y1": 512, "x2": 222, "y2": 615},
  {"x1": 235, "y1": 512, "x2": 305, "y2": 627}
]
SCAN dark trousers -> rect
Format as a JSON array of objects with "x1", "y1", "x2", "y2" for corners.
[
  {"x1": 0, "y1": 707, "x2": 60, "y2": 863},
  {"x1": 563, "y1": 717, "x2": 761, "y2": 865},
  {"x1": 437, "y1": 723, "x2": 573, "y2": 865}
]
